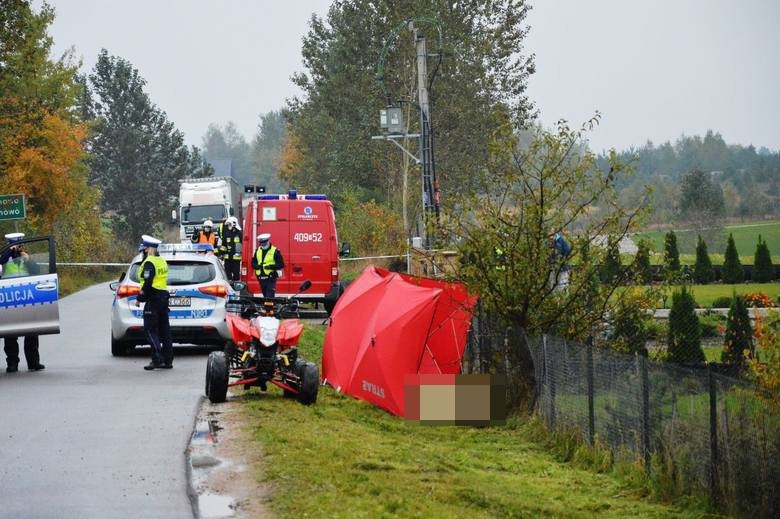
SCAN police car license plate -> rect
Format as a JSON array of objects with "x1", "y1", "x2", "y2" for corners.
[{"x1": 169, "y1": 297, "x2": 191, "y2": 307}]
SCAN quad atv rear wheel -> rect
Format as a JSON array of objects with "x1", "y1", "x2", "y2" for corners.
[
  {"x1": 205, "y1": 351, "x2": 229, "y2": 403},
  {"x1": 297, "y1": 362, "x2": 319, "y2": 405}
]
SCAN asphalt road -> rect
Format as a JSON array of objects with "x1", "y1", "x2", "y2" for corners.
[{"x1": 0, "y1": 282, "x2": 210, "y2": 518}]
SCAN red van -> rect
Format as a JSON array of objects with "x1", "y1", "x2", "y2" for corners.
[{"x1": 240, "y1": 191, "x2": 349, "y2": 312}]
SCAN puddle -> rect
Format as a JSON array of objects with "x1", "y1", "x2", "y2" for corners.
[
  {"x1": 191, "y1": 419, "x2": 222, "y2": 445},
  {"x1": 199, "y1": 493, "x2": 234, "y2": 518}
]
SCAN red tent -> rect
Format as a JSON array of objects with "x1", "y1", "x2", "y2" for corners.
[{"x1": 321, "y1": 267, "x2": 476, "y2": 416}]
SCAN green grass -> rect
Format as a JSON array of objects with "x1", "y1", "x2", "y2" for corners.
[
  {"x1": 59, "y1": 266, "x2": 123, "y2": 297},
  {"x1": 233, "y1": 325, "x2": 703, "y2": 518},
  {"x1": 630, "y1": 283, "x2": 780, "y2": 308},
  {"x1": 636, "y1": 219, "x2": 780, "y2": 259}
]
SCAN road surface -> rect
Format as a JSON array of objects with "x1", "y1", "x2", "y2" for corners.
[{"x1": 0, "y1": 282, "x2": 209, "y2": 518}]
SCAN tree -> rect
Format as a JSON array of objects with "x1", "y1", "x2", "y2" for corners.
[
  {"x1": 633, "y1": 239, "x2": 653, "y2": 285},
  {"x1": 722, "y1": 233, "x2": 743, "y2": 283},
  {"x1": 201, "y1": 121, "x2": 252, "y2": 185},
  {"x1": 753, "y1": 234, "x2": 774, "y2": 283},
  {"x1": 599, "y1": 238, "x2": 622, "y2": 284},
  {"x1": 86, "y1": 49, "x2": 205, "y2": 243},
  {"x1": 722, "y1": 294, "x2": 752, "y2": 366},
  {"x1": 0, "y1": 1, "x2": 104, "y2": 259},
  {"x1": 286, "y1": 0, "x2": 535, "y2": 230},
  {"x1": 693, "y1": 235, "x2": 714, "y2": 284},
  {"x1": 251, "y1": 110, "x2": 286, "y2": 192},
  {"x1": 667, "y1": 286, "x2": 704, "y2": 364},
  {"x1": 445, "y1": 118, "x2": 648, "y2": 406},
  {"x1": 663, "y1": 230, "x2": 680, "y2": 281}
]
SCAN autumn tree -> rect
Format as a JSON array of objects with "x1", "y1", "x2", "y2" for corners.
[{"x1": 444, "y1": 118, "x2": 648, "y2": 405}]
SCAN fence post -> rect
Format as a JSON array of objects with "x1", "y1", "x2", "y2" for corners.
[
  {"x1": 708, "y1": 365, "x2": 719, "y2": 506},
  {"x1": 544, "y1": 334, "x2": 556, "y2": 430},
  {"x1": 639, "y1": 351, "x2": 651, "y2": 471},
  {"x1": 587, "y1": 336, "x2": 595, "y2": 446}
]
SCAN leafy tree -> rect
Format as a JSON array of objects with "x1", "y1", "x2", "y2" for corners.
[
  {"x1": 693, "y1": 235, "x2": 714, "y2": 284},
  {"x1": 667, "y1": 286, "x2": 704, "y2": 364},
  {"x1": 722, "y1": 233, "x2": 743, "y2": 283},
  {"x1": 753, "y1": 234, "x2": 774, "y2": 283},
  {"x1": 633, "y1": 239, "x2": 653, "y2": 285},
  {"x1": 0, "y1": 1, "x2": 104, "y2": 259},
  {"x1": 722, "y1": 294, "x2": 752, "y2": 365},
  {"x1": 201, "y1": 121, "x2": 252, "y2": 185},
  {"x1": 610, "y1": 289, "x2": 653, "y2": 354},
  {"x1": 663, "y1": 230, "x2": 680, "y2": 281},
  {"x1": 250, "y1": 110, "x2": 286, "y2": 192},
  {"x1": 445, "y1": 119, "x2": 648, "y2": 405},
  {"x1": 336, "y1": 191, "x2": 406, "y2": 257},
  {"x1": 86, "y1": 49, "x2": 206, "y2": 243},
  {"x1": 679, "y1": 169, "x2": 725, "y2": 221},
  {"x1": 285, "y1": 0, "x2": 535, "y2": 229}
]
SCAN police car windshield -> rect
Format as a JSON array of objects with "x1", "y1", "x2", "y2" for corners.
[
  {"x1": 181, "y1": 205, "x2": 225, "y2": 225},
  {"x1": 129, "y1": 261, "x2": 216, "y2": 286}
]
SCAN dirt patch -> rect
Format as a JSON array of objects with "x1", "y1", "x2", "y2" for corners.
[{"x1": 189, "y1": 397, "x2": 272, "y2": 518}]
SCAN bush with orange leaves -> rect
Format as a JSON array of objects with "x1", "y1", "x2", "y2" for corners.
[
  {"x1": 743, "y1": 292, "x2": 775, "y2": 308},
  {"x1": 746, "y1": 311, "x2": 780, "y2": 412}
]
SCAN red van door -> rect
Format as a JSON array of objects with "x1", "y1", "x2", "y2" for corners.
[{"x1": 286, "y1": 201, "x2": 332, "y2": 297}]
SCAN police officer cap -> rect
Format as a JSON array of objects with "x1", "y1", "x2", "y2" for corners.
[
  {"x1": 5, "y1": 232, "x2": 25, "y2": 243},
  {"x1": 257, "y1": 233, "x2": 271, "y2": 243},
  {"x1": 141, "y1": 235, "x2": 162, "y2": 248}
]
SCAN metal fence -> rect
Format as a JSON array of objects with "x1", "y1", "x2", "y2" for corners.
[{"x1": 463, "y1": 318, "x2": 779, "y2": 518}]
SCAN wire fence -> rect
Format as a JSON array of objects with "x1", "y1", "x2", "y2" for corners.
[{"x1": 463, "y1": 312, "x2": 779, "y2": 518}]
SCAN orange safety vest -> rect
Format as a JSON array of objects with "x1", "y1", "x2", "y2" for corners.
[{"x1": 197, "y1": 231, "x2": 217, "y2": 246}]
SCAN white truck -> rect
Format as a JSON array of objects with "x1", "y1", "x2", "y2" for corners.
[{"x1": 174, "y1": 177, "x2": 242, "y2": 242}]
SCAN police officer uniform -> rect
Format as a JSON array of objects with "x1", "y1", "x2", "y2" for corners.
[
  {"x1": 137, "y1": 235, "x2": 174, "y2": 370},
  {"x1": 218, "y1": 217, "x2": 242, "y2": 281},
  {"x1": 251, "y1": 233, "x2": 284, "y2": 298},
  {"x1": 2, "y1": 233, "x2": 44, "y2": 373}
]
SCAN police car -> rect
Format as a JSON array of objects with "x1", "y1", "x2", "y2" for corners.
[
  {"x1": 109, "y1": 243, "x2": 242, "y2": 356},
  {"x1": 0, "y1": 235, "x2": 60, "y2": 337}
]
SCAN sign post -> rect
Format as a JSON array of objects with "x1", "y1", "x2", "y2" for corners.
[{"x1": 0, "y1": 193, "x2": 27, "y2": 232}]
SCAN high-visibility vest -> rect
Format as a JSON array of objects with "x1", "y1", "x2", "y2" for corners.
[
  {"x1": 139, "y1": 255, "x2": 168, "y2": 291},
  {"x1": 3, "y1": 259, "x2": 29, "y2": 278},
  {"x1": 254, "y1": 246, "x2": 278, "y2": 277},
  {"x1": 196, "y1": 231, "x2": 217, "y2": 246}
]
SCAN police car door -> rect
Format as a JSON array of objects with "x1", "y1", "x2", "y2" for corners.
[{"x1": 0, "y1": 237, "x2": 60, "y2": 336}]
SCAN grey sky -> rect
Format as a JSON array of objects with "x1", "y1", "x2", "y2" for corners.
[{"x1": 47, "y1": 1, "x2": 779, "y2": 152}]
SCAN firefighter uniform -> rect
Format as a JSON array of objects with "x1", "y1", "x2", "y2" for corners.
[
  {"x1": 218, "y1": 217, "x2": 242, "y2": 281},
  {"x1": 2, "y1": 233, "x2": 45, "y2": 373},
  {"x1": 252, "y1": 233, "x2": 284, "y2": 298},
  {"x1": 137, "y1": 235, "x2": 173, "y2": 370}
]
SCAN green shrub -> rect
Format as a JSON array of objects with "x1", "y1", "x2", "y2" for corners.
[
  {"x1": 663, "y1": 230, "x2": 680, "y2": 281},
  {"x1": 633, "y1": 239, "x2": 653, "y2": 284},
  {"x1": 722, "y1": 294, "x2": 753, "y2": 365},
  {"x1": 693, "y1": 235, "x2": 714, "y2": 284},
  {"x1": 711, "y1": 296, "x2": 733, "y2": 309},
  {"x1": 722, "y1": 233, "x2": 743, "y2": 283},
  {"x1": 667, "y1": 286, "x2": 704, "y2": 363},
  {"x1": 753, "y1": 234, "x2": 775, "y2": 283},
  {"x1": 699, "y1": 312, "x2": 725, "y2": 338}
]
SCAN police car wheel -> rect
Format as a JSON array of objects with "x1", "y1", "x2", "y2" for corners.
[
  {"x1": 206, "y1": 351, "x2": 229, "y2": 403},
  {"x1": 111, "y1": 337, "x2": 134, "y2": 357},
  {"x1": 297, "y1": 362, "x2": 319, "y2": 405}
]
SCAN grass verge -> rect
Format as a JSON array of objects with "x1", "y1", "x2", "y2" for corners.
[
  {"x1": 233, "y1": 324, "x2": 706, "y2": 518},
  {"x1": 59, "y1": 266, "x2": 123, "y2": 297}
]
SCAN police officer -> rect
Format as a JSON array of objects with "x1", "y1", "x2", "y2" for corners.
[
  {"x1": 252, "y1": 233, "x2": 284, "y2": 298},
  {"x1": 136, "y1": 235, "x2": 173, "y2": 370},
  {"x1": 218, "y1": 216, "x2": 242, "y2": 281},
  {"x1": 1, "y1": 233, "x2": 44, "y2": 373},
  {"x1": 191, "y1": 219, "x2": 219, "y2": 249}
]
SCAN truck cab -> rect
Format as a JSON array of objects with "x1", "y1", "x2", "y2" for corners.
[
  {"x1": 176, "y1": 176, "x2": 242, "y2": 242},
  {"x1": 241, "y1": 191, "x2": 348, "y2": 313}
]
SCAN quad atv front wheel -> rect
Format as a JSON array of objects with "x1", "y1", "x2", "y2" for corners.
[
  {"x1": 297, "y1": 361, "x2": 319, "y2": 405},
  {"x1": 205, "y1": 351, "x2": 229, "y2": 403}
]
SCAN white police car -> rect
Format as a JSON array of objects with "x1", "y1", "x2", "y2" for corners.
[
  {"x1": 109, "y1": 243, "x2": 243, "y2": 356},
  {"x1": 0, "y1": 236, "x2": 60, "y2": 337}
]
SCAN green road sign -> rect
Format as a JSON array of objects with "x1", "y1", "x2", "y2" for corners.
[{"x1": 0, "y1": 193, "x2": 26, "y2": 221}]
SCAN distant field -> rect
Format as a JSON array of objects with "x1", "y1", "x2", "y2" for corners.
[
  {"x1": 637, "y1": 220, "x2": 780, "y2": 259},
  {"x1": 633, "y1": 283, "x2": 780, "y2": 308}
]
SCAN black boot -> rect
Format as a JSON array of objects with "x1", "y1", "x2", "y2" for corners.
[
  {"x1": 6, "y1": 364, "x2": 18, "y2": 373},
  {"x1": 144, "y1": 362, "x2": 162, "y2": 371},
  {"x1": 28, "y1": 364, "x2": 45, "y2": 371}
]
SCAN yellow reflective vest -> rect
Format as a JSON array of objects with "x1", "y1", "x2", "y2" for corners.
[
  {"x1": 139, "y1": 255, "x2": 168, "y2": 291},
  {"x1": 254, "y1": 246, "x2": 278, "y2": 277}
]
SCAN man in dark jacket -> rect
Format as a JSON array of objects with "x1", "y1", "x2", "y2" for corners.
[{"x1": 218, "y1": 216, "x2": 242, "y2": 281}]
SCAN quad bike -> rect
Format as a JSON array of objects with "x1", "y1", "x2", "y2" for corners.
[{"x1": 205, "y1": 280, "x2": 319, "y2": 405}]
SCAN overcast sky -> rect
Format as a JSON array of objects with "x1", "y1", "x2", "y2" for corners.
[{"x1": 46, "y1": 0, "x2": 779, "y2": 153}]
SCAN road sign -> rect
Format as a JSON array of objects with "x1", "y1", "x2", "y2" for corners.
[{"x1": 0, "y1": 194, "x2": 26, "y2": 221}]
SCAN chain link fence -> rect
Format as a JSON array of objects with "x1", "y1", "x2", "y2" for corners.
[{"x1": 464, "y1": 312, "x2": 779, "y2": 518}]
